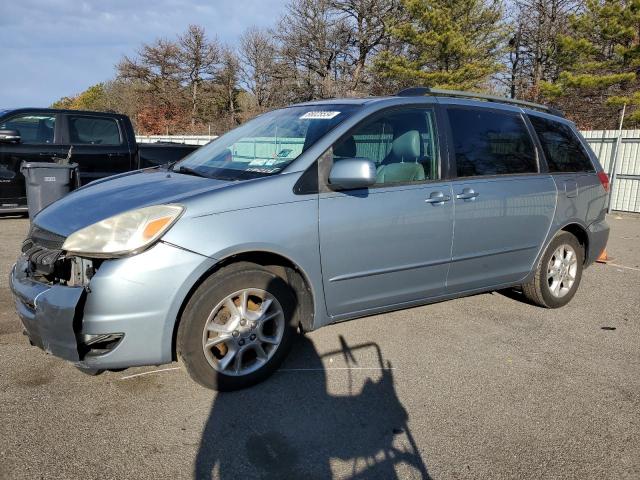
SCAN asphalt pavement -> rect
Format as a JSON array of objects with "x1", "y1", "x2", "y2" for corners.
[{"x1": 0, "y1": 213, "x2": 638, "y2": 479}]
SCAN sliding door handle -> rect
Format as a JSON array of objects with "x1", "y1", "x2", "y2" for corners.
[{"x1": 456, "y1": 188, "x2": 479, "y2": 200}]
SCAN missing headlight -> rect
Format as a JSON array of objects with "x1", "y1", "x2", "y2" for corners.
[{"x1": 67, "y1": 257, "x2": 104, "y2": 287}]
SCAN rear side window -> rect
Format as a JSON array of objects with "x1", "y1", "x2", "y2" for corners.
[
  {"x1": 528, "y1": 115, "x2": 594, "y2": 173},
  {"x1": 448, "y1": 108, "x2": 537, "y2": 177},
  {"x1": 0, "y1": 114, "x2": 55, "y2": 144},
  {"x1": 68, "y1": 116, "x2": 121, "y2": 145}
]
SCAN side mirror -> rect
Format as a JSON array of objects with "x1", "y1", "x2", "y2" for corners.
[
  {"x1": 0, "y1": 129, "x2": 20, "y2": 144},
  {"x1": 328, "y1": 158, "x2": 377, "y2": 190}
]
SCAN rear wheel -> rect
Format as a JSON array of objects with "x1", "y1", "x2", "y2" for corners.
[
  {"x1": 177, "y1": 263, "x2": 296, "y2": 391},
  {"x1": 522, "y1": 231, "x2": 584, "y2": 308}
]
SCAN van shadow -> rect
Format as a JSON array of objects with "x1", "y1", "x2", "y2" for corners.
[{"x1": 194, "y1": 334, "x2": 431, "y2": 479}]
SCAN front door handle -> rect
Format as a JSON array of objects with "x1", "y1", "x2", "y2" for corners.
[
  {"x1": 456, "y1": 188, "x2": 479, "y2": 200},
  {"x1": 425, "y1": 191, "x2": 451, "y2": 204}
]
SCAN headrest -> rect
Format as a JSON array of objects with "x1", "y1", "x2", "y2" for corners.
[
  {"x1": 392, "y1": 130, "x2": 421, "y2": 160},
  {"x1": 334, "y1": 136, "x2": 356, "y2": 158}
]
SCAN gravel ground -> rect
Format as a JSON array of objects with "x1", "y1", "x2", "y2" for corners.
[{"x1": 0, "y1": 213, "x2": 638, "y2": 480}]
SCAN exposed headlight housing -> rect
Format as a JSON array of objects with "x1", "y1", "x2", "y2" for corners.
[{"x1": 62, "y1": 204, "x2": 184, "y2": 257}]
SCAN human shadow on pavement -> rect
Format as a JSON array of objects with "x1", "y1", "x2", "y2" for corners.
[{"x1": 194, "y1": 334, "x2": 431, "y2": 479}]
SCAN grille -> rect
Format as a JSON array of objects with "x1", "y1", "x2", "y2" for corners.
[
  {"x1": 28, "y1": 225, "x2": 66, "y2": 250},
  {"x1": 22, "y1": 225, "x2": 67, "y2": 277}
]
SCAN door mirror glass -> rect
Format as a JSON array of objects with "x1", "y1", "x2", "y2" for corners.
[
  {"x1": 328, "y1": 158, "x2": 377, "y2": 189},
  {"x1": 0, "y1": 129, "x2": 21, "y2": 144}
]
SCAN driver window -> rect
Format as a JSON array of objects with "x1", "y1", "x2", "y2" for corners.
[
  {"x1": 332, "y1": 108, "x2": 438, "y2": 185},
  {"x1": 0, "y1": 114, "x2": 56, "y2": 144}
]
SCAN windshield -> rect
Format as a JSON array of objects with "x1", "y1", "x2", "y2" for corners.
[{"x1": 173, "y1": 104, "x2": 360, "y2": 180}]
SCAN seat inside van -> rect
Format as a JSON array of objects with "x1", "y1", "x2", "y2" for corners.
[{"x1": 332, "y1": 109, "x2": 437, "y2": 184}]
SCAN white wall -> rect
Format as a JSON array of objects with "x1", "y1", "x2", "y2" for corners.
[{"x1": 583, "y1": 130, "x2": 640, "y2": 213}]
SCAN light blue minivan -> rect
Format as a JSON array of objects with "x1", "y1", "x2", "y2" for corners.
[{"x1": 11, "y1": 88, "x2": 610, "y2": 390}]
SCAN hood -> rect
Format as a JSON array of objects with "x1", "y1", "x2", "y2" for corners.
[{"x1": 34, "y1": 170, "x2": 232, "y2": 236}]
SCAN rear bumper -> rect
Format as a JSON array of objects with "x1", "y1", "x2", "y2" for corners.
[
  {"x1": 10, "y1": 242, "x2": 217, "y2": 369},
  {"x1": 586, "y1": 218, "x2": 610, "y2": 265},
  {"x1": 0, "y1": 195, "x2": 27, "y2": 212},
  {"x1": 0, "y1": 205, "x2": 28, "y2": 214}
]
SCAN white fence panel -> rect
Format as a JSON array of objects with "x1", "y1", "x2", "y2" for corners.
[
  {"x1": 138, "y1": 131, "x2": 640, "y2": 213},
  {"x1": 582, "y1": 129, "x2": 640, "y2": 213},
  {"x1": 136, "y1": 135, "x2": 216, "y2": 145}
]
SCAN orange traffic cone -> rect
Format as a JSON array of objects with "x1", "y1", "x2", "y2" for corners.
[{"x1": 596, "y1": 248, "x2": 611, "y2": 264}]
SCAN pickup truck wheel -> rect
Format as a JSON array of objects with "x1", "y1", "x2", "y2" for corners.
[
  {"x1": 177, "y1": 263, "x2": 296, "y2": 391},
  {"x1": 522, "y1": 231, "x2": 584, "y2": 308}
]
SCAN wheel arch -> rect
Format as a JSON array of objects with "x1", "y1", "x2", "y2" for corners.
[
  {"x1": 559, "y1": 222, "x2": 589, "y2": 263},
  {"x1": 171, "y1": 250, "x2": 316, "y2": 361}
]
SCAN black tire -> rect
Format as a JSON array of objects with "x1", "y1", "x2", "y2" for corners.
[
  {"x1": 75, "y1": 365, "x2": 105, "y2": 376},
  {"x1": 522, "y1": 231, "x2": 584, "y2": 308},
  {"x1": 177, "y1": 263, "x2": 297, "y2": 391}
]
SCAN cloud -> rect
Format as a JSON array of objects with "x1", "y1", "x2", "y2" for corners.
[{"x1": 0, "y1": 0, "x2": 287, "y2": 108}]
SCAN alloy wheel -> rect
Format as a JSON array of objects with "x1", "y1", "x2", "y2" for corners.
[
  {"x1": 547, "y1": 244, "x2": 578, "y2": 298},
  {"x1": 201, "y1": 288, "x2": 285, "y2": 376}
]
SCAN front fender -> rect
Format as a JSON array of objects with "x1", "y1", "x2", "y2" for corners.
[{"x1": 162, "y1": 198, "x2": 330, "y2": 329}]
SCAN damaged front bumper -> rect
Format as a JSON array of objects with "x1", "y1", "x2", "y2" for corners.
[
  {"x1": 10, "y1": 241, "x2": 217, "y2": 370},
  {"x1": 11, "y1": 258, "x2": 86, "y2": 361}
]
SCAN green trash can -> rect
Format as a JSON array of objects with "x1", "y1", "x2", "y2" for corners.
[{"x1": 20, "y1": 162, "x2": 80, "y2": 219}]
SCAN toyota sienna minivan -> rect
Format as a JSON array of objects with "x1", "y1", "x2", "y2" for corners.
[{"x1": 10, "y1": 88, "x2": 610, "y2": 390}]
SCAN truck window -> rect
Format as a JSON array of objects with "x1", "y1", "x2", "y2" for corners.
[
  {"x1": 528, "y1": 115, "x2": 594, "y2": 173},
  {"x1": 0, "y1": 114, "x2": 55, "y2": 144},
  {"x1": 68, "y1": 116, "x2": 121, "y2": 145}
]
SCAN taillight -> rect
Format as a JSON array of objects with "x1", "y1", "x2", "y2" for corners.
[{"x1": 597, "y1": 171, "x2": 609, "y2": 192}]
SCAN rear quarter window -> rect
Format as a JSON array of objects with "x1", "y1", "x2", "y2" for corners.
[{"x1": 528, "y1": 115, "x2": 594, "y2": 173}]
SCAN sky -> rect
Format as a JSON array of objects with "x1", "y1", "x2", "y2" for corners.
[{"x1": 0, "y1": 0, "x2": 288, "y2": 108}]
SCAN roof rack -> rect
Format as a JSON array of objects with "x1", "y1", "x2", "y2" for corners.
[{"x1": 396, "y1": 87, "x2": 564, "y2": 117}]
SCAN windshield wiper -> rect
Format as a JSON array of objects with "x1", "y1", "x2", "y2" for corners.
[{"x1": 174, "y1": 166, "x2": 209, "y2": 178}]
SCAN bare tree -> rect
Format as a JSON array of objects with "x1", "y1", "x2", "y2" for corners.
[
  {"x1": 507, "y1": 0, "x2": 581, "y2": 100},
  {"x1": 276, "y1": 0, "x2": 351, "y2": 99},
  {"x1": 118, "y1": 39, "x2": 182, "y2": 104},
  {"x1": 216, "y1": 47, "x2": 241, "y2": 126},
  {"x1": 117, "y1": 38, "x2": 186, "y2": 132},
  {"x1": 178, "y1": 25, "x2": 220, "y2": 125},
  {"x1": 331, "y1": 0, "x2": 399, "y2": 93},
  {"x1": 239, "y1": 27, "x2": 279, "y2": 110}
]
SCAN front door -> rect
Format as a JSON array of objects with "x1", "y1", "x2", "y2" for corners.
[
  {"x1": 0, "y1": 112, "x2": 64, "y2": 210},
  {"x1": 444, "y1": 106, "x2": 556, "y2": 293},
  {"x1": 319, "y1": 106, "x2": 454, "y2": 317},
  {"x1": 60, "y1": 114, "x2": 131, "y2": 185}
]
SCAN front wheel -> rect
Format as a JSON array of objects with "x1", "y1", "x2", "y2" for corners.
[
  {"x1": 177, "y1": 263, "x2": 296, "y2": 391},
  {"x1": 522, "y1": 231, "x2": 584, "y2": 308}
]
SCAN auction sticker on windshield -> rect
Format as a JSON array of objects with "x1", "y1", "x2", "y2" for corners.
[{"x1": 299, "y1": 111, "x2": 341, "y2": 120}]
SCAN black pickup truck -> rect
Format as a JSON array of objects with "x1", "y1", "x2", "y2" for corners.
[{"x1": 0, "y1": 108, "x2": 200, "y2": 213}]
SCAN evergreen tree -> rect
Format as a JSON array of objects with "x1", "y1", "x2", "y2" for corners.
[
  {"x1": 373, "y1": 0, "x2": 506, "y2": 91},
  {"x1": 541, "y1": 0, "x2": 640, "y2": 127}
]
